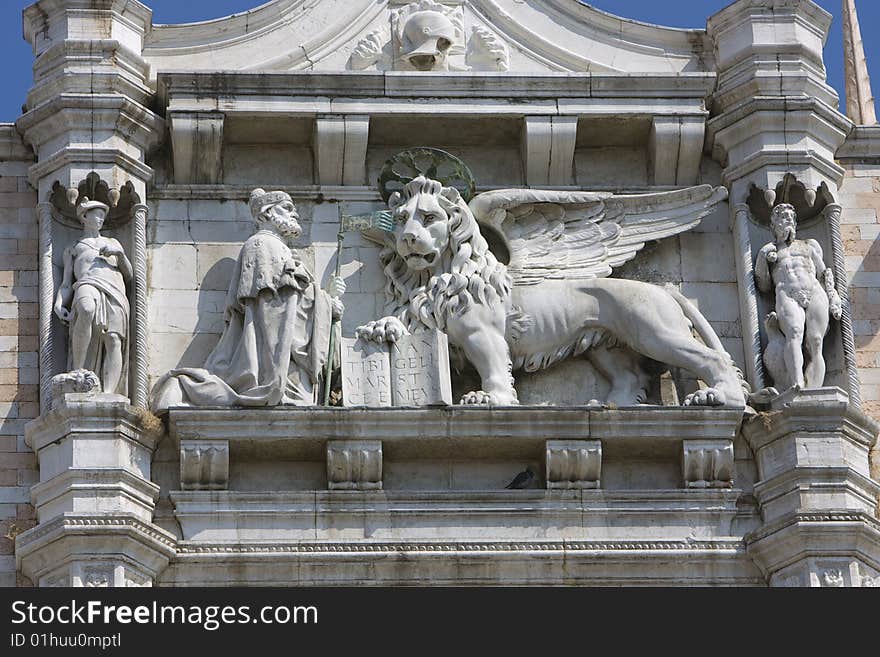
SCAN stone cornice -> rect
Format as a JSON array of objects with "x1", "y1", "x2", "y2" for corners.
[
  {"x1": 17, "y1": 94, "x2": 164, "y2": 152},
  {"x1": 0, "y1": 125, "x2": 34, "y2": 162},
  {"x1": 16, "y1": 513, "x2": 177, "y2": 552},
  {"x1": 744, "y1": 511, "x2": 880, "y2": 574},
  {"x1": 707, "y1": 96, "x2": 852, "y2": 152},
  {"x1": 158, "y1": 71, "x2": 717, "y2": 105},
  {"x1": 25, "y1": 147, "x2": 155, "y2": 189},
  {"x1": 174, "y1": 538, "x2": 747, "y2": 556},
  {"x1": 837, "y1": 125, "x2": 880, "y2": 160},
  {"x1": 741, "y1": 394, "x2": 879, "y2": 452}
]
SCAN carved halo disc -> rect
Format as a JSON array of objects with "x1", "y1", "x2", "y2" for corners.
[{"x1": 378, "y1": 147, "x2": 476, "y2": 203}]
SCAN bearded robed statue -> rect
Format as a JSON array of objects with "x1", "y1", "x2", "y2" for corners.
[{"x1": 150, "y1": 188, "x2": 345, "y2": 411}]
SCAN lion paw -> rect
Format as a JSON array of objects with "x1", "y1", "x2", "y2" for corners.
[
  {"x1": 355, "y1": 316, "x2": 409, "y2": 343},
  {"x1": 459, "y1": 390, "x2": 519, "y2": 406},
  {"x1": 460, "y1": 390, "x2": 494, "y2": 405},
  {"x1": 683, "y1": 388, "x2": 726, "y2": 407}
]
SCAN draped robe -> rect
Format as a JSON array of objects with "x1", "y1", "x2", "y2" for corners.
[{"x1": 151, "y1": 230, "x2": 333, "y2": 410}]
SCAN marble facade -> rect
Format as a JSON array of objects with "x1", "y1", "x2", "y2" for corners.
[{"x1": 0, "y1": 0, "x2": 879, "y2": 586}]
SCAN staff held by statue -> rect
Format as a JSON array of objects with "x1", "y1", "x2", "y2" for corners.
[{"x1": 322, "y1": 207, "x2": 395, "y2": 405}]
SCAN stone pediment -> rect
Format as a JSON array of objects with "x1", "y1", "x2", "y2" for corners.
[{"x1": 142, "y1": 0, "x2": 713, "y2": 76}]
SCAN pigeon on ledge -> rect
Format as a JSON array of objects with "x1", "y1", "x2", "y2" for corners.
[{"x1": 505, "y1": 467, "x2": 535, "y2": 489}]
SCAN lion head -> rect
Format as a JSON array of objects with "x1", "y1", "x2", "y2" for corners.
[{"x1": 381, "y1": 176, "x2": 511, "y2": 331}]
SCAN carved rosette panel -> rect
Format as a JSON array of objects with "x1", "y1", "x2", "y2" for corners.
[
  {"x1": 682, "y1": 440, "x2": 734, "y2": 488},
  {"x1": 545, "y1": 440, "x2": 601, "y2": 489},
  {"x1": 180, "y1": 440, "x2": 229, "y2": 491},
  {"x1": 327, "y1": 440, "x2": 383, "y2": 490}
]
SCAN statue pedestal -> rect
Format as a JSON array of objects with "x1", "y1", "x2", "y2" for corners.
[
  {"x1": 15, "y1": 395, "x2": 174, "y2": 587},
  {"x1": 742, "y1": 387, "x2": 880, "y2": 586}
]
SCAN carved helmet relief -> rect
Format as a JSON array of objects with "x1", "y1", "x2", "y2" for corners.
[
  {"x1": 393, "y1": 1, "x2": 463, "y2": 71},
  {"x1": 400, "y1": 9, "x2": 457, "y2": 70},
  {"x1": 349, "y1": 1, "x2": 508, "y2": 72}
]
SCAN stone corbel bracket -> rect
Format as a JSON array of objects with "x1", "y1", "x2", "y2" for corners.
[
  {"x1": 180, "y1": 440, "x2": 230, "y2": 491},
  {"x1": 327, "y1": 440, "x2": 383, "y2": 490},
  {"x1": 521, "y1": 116, "x2": 578, "y2": 187},
  {"x1": 169, "y1": 112, "x2": 225, "y2": 184},
  {"x1": 682, "y1": 440, "x2": 734, "y2": 489},
  {"x1": 649, "y1": 116, "x2": 705, "y2": 186},
  {"x1": 314, "y1": 115, "x2": 370, "y2": 186},
  {"x1": 545, "y1": 440, "x2": 601, "y2": 489}
]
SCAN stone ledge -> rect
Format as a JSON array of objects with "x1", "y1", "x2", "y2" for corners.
[
  {"x1": 26, "y1": 397, "x2": 164, "y2": 453},
  {"x1": 166, "y1": 405, "x2": 742, "y2": 461},
  {"x1": 169, "y1": 488, "x2": 749, "y2": 544}
]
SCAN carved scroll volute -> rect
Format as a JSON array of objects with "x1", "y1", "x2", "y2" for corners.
[
  {"x1": 545, "y1": 440, "x2": 601, "y2": 489},
  {"x1": 180, "y1": 440, "x2": 230, "y2": 491},
  {"x1": 327, "y1": 440, "x2": 383, "y2": 490}
]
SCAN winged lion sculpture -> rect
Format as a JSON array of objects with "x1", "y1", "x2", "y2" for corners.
[{"x1": 356, "y1": 176, "x2": 746, "y2": 408}]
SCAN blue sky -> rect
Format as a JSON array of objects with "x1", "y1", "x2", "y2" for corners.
[{"x1": 1, "y1": 0, "x2": 878, "y2": 122}]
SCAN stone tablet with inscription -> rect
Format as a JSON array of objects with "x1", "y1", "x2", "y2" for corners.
[
  {"x1": 390, "y1": 331, "x2": 452, "y2": 406},
  {"x1": 341, "y1": 338, "x2": 392, "y2": 407}
]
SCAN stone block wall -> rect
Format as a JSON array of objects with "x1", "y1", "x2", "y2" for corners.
[
  {"x1": 840, "y1": 163, "x2": 880, "y2": 416},
  {"x1": 839, "y1": 160, "x2": 880, "y2": 479},
  {"x1": 0, "y1": 125, "x2": 37, "y2": 586}
]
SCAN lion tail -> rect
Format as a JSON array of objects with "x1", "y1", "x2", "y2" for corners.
[
  {"x1": 664, "y1": 286, "x2": 724, "y2": 353},
  {"x1": 664, "y1": 285, "x2": 751, "y2": 395}
]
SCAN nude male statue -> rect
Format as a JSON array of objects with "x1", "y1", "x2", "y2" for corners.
[
  {"x1": 754, "y1": 203, "x2": 842, "y2": 389},
  {"x1": 54, "y1": 199, "x2": 132, "y2": 395}
]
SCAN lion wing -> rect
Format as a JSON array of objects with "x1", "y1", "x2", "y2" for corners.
[{"x1": 468, "y1": 185, "x2": 728, "y2": 286}]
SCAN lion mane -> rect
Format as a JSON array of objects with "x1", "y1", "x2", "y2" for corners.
[{"x1": 380, "y1": 176, "x2": 511, "y2": 332}]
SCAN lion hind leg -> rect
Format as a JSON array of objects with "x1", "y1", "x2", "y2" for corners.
[
  {"x1": 635, "y1": 330, "x2": 745, "y2": 408},
  {"x1": 588, "y1": 347, "x2": 651, "y2": 406}
]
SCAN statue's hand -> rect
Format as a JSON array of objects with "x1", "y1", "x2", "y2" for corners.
[
  {"x1": 762, "y1": 243, "x2": 778, "y2": 263},
  {"x1": 356, "y1": 316, "x2": 409, "y2": 343},
  {"x1": 331, "y1": 298, "x2": 344, "y2": 320},
  {"x1": 326, "y1": 275, "x2": 346, "y2": 299},
  {"x1": 828, "y1": 290, "x2": 843, "y2": 321},
  {"x1": 54, "y1": 304, "x2": 71, "y2": 324}
]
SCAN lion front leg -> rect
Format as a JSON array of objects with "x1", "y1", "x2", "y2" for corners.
[{"x1": 447, "y1": 310, "x2": 518, "y2": 406}]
